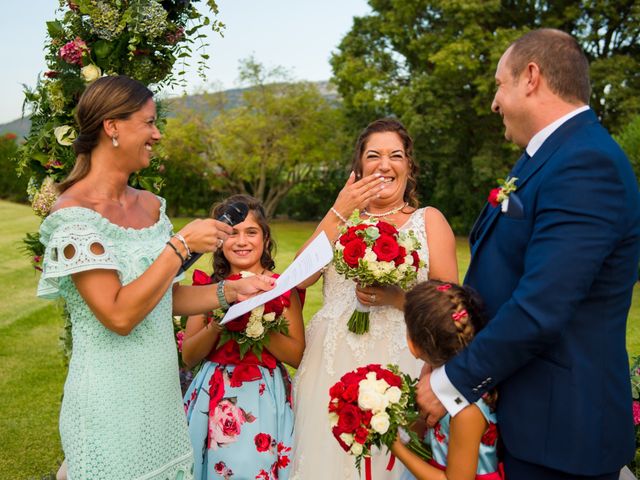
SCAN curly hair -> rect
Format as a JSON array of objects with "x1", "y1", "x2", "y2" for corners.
[
  {"x1": 350, "y1": 117, "x2": 419, "y2": 209},
  {"x1": 208, "y1": 194, "x2": 276, "y2": 282},
  {"x1": 404, "y1": 280, "x2": 498, "y2": 408}
]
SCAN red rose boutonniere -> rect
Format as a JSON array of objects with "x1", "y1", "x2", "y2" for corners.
[{"x1": 488, "y1": 176, "x2": 518, "y2": 212}]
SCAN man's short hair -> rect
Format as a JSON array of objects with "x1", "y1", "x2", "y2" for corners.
[{"x1": 508, "y1": 28, "x2": 591, "y2": 104}]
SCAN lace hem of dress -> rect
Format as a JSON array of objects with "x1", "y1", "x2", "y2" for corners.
[{"x1": 135, "y1": 451, "x2": 193, "y2": 480}]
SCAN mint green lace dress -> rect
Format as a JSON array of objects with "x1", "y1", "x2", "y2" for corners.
[{"x1": 37, "y1": 198, "x2": 193, "y2": 480}]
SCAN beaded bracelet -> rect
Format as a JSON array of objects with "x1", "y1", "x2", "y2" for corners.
[
  {"x1": 172, "y1": 233, "x2": 191, "y2": 259},
  {"x1": 217, "y1": 280, "x2": 231, "y2": 311},
  {"x1": 166, "y1": 240, "x2": 185, "y2": 263},
  {"x1": 330, "y1": 207, "x2": 348, "y2": 223}
]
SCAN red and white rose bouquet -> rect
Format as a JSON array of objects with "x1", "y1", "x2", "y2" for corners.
[
  {"x1": 193, "y1": 270, "x2": 290, "y2": 360},
  {"x1": 328, "y1": 364, "x2": 431, "y2": 478},
  {"x1": 333, "y1": 211, "x2": 424, "y2": 334}
]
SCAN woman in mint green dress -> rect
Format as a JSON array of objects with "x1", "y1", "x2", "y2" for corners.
[{"x1": 37, "y1": 76, "x2": 274, "y2": 480}]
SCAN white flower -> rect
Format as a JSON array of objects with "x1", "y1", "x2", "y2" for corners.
[
  {"x1": 384, "y1": 386, "x2": 402, "y2": 404},
  {"x1": 370, "y1": 412, "x2": 390, "y2": 434},
  {"x1": 262, "y1": 312, "x2": 276, "y2": 323},
  {"x1": 53, "y1": 125, "x2": 76, "y2": 146},
  {"x1": 363, "y1": 248, "x2": 377, "y2": 264},
  {"x1": 358, "y1": 388, "x2": 386, "y2": 413},
  {"x1": 245, "y1": 320, "x2": 264, "y2": 339},
  {"x1": 370, "y1": 261, "x2": 395, "y2": 277},
  {"x1": 397, "y1": 263, "x2": 410, "y2": 276},
  {"x1": 329, "y1": 412, "x2": 339, "y2": 428},
  {"x1": 240, "y1": 270, "x2": 256, "y2": 278},
  {"x1": 80, "y1": 64, "x2": 101, "y2": 82},
  {"x1": 350, "y1": 442, "x2": 364, "y2": 456},
  {"x1": 339, "y1": 433, "x2": 354, "y2": 446},
  {"x1": 335, "y1": 242, "x2": 345, "y2": 251},
  {"x1": 397, "y1": 234, "x2": 414, "y2": 250},
  {"x1": 249, "y1": 305, "x2": 265, "y2": 321}
]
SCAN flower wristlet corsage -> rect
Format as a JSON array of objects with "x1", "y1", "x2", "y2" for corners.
[{"x1": 488, "y1": 176, "x2": 518, "y2": 212}]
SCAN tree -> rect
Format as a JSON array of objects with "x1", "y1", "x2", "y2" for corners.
[
  {"x1": 164, "y1": 58, "x2": 349, "y2": 218},
  {"x1": 331, "y1": 0, "x2": 640, "y2": 232},
  {"x1": 616, "y1": 114, "x2": 640, "y2": 180}
]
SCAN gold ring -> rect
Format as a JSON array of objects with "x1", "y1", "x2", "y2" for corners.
[{"x1": 370, "y1": 293, "x2": 376, "y2": 302}]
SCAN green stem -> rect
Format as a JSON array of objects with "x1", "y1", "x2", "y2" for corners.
[{"x1": 347, "y1": 310, "x2": 370, "y2": 334}]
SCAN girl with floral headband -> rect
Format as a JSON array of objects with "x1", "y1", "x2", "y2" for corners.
[
  {"x1": 392, "y1": 280, "x2": 503, "y2": 480},
  {"x1": 181, "y1": 194, "x2": 305, "y2": 480}
]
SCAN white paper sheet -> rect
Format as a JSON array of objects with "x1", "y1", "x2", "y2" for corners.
[{"x1": 219, "y1": 231, "x2": 333, "y2": 324}]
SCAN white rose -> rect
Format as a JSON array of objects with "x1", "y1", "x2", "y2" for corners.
[
  {"x1": 53, "y1": 125, "x2": 76, "y2": 146},
  {"x1": 397, "y1": 235, "x2": 413, "y2": 250},
  {"x1": 249, "y1": 305, "x2": 265, "y2": 322},
  {"x1": 384, "y1": 386, "x2": 402, "y2": 404},
  {"x1": 245, "y1": 320, "x2": 264, "y2": 339},
  {"x1": 370, "y1": 412, "x2": 390, "y2": 434},
  {"x1": 363, "y1": 248, "x2": 377, "y2": 264},
  {"x1": 350, "y1": 442, "x2": 364, "y2": 456},
  {"x1": 339, "y1": 433, "x2": 354, "y2": 446},
  {"x1": 358, "y1": 387, "x2": 389, "y2": 413},
  {"x1": 262, "y1": 312, "x2": 276, "y2": 323},
  {"x1": 80, "y1": 64, "x2": 101, "y2": 82},
  {"x1": 328, "y1": 412, "x2": 339, "y2": 428}
]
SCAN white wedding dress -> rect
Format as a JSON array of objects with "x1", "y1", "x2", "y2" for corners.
[{"x1": 291, "y1": 208, "x2": 429, "y2": 480}]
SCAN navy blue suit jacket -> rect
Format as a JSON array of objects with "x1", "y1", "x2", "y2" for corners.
[{"x1": 449, "y1": 109, "x2": 640, "y2": 475}]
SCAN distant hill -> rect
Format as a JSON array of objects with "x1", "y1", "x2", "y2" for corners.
[{"x1": 0, "y1": 81, "x2": 338, "y2": 139}]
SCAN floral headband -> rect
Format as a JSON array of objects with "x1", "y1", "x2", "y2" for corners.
[{"x1": 436, "y1": 284, "x2": 452, "y2": 291}]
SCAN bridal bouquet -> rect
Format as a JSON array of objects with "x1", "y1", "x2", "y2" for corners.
[
  {"x1": 193, "y1": 270, "x2": 289, "y2": 359},
  {"x1": 328, "y1": 364, "x2": 431, "y2": 477},
  {"x1": 333, "y1": 211, "x2": 423, "y2": 334}
]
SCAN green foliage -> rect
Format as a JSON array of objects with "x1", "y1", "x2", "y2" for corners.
[
  {"x1": 16, "y1": 0, "x2": 223, "y2": 212},
  {"x1": 161, "y1": 58, "x2": 350, "y2": 218},
  {"x1": 615, "y1": 114, "x2": 640, "y2": 180},
  {"x1": 331, "y1": 0, "x2": 640, "y2": 233},
  {"x1": 0, "y1": 133, "x2": 28, "y2": 203}
]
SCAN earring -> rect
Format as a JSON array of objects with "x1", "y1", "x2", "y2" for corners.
[{"x1": 111, "y1": 135, "x2": 119, "y2": 148}]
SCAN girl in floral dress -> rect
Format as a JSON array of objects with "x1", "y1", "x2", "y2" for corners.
[
  {"x1": 393, "y1": 280, "x2": 503, "y2": 480},
  {"x1": 182, "y1": 195, "x2": 305, "y2": 480}
]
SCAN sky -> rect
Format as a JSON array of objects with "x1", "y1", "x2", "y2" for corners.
[{"x1": 0, "y1": 0, "x2": 371, "y2": 124}]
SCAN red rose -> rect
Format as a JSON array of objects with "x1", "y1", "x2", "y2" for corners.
[
  {"x1": 394, "y1": 246, "x2": 407, "y2": 266},
  {"x1": 208, "y1": 367, "x2": 225, "y2": 411},
  {"x1": 329, "y1": 382, "x2": 345, "y2": 399},
  {"x1": 332, "y1": 426, "x2": 351, "y2": 452},
  {"x1": 488, "y1": 187, "x2": 501, "y2": 207},
  {"x1": 341, "y1": 383, "x2": 359, "y2": 403},
  {"x1": 354, "y1": 426, "x2": 369, "y2": 444},
  {"x1": 225, "y1": 313, "x2": 250, "y2": 332},
  {"x1": 361, "y1": 410, "x2": 373, "y2": 426},
  {"x1": 481, "y1": 422, "x2": 498, "y2": 446},
  {"x1": 341, "y1": 370, "x2": 367, "y2": 386},
  {"x1": 328, "y1": 399, "x2": 341, "y2": 413},
  {"x1": 278, "y1": 454, "x2": 291, "y2": 469},
  {"x1": 339, "y1": 224, "x2": 368, "y2": 246},
  {"x1": 411, "y1": 251, "x2": 420, "y2": 270},
  {"x1": 372, "y1": 234, "x2": 400, "y2": 262},
  {"x1": 376, "y1": 221, "x2": 398, "y2": 236},
  {"x1": 255, "y1": 432, "x2": 272, "y2": 452},
  {"x1": 376, "y1": 369, "x2": 403, "y2": 388},
  {"x1": 342, "y1": 238, "x2": 367, "y2": 268},
  {"x1": 337, "y1": 403, "x2": 362, "y2": 433}
]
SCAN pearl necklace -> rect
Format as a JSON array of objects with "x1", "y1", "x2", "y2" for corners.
[{"x1": 362, "y1": 202, "x2": 408, "y2": 218}]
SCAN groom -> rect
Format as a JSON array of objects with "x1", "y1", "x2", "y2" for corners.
[{"x1": 417, "y1": 29, "x2": 640, "y2": 479}]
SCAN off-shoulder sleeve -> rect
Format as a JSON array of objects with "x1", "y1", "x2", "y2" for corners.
[{"x1": 37, "y1": 219, "x2": 120, "y2": 299}]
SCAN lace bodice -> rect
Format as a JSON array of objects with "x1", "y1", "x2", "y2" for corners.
[
  {"x1": 303, "y1": 208, "x2": 429, "y2": 377},
  {"x1": 37, "y1": 198, "x2": 192, "y2": 480}
]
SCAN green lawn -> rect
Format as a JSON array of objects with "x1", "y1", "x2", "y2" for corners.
[{"x1": 2, "y1": 200, "x2": 639, "y2": 478}]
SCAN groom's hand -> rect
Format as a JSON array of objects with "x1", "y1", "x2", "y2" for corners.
[{"x1": 416, "y1": 370, "x2": 447, "y2": 428}]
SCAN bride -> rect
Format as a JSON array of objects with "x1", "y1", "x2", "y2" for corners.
[{"x1": 291, "y1": 118, "x2": 459, "y2": 479}]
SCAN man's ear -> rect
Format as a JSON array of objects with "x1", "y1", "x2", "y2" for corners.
[{"x1": 525, "y1": 61, "x2": 541, "y2": 95}]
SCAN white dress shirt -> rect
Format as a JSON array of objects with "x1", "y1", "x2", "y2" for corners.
[{"x1": 431, "y1": 104, "x2": 591, "y2": 418}]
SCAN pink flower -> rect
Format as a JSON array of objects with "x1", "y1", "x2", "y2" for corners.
[
  {"x1": 208, "y1": 399, "x2": 248, "y2": 449},
  {"x1": 633, "y1": 401, "x2": 640, "y2": 426},
  {"x1": 176, "y1": 331, "x2": 184, "y2": 352},
  {"x1": 259, "y1": 383, "x2": 266, "y2": 396},
  {"x1": 59, "y1": 37, "x2": 88, "y2": 66}
]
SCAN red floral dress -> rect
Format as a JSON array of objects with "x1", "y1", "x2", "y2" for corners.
[{"x1": 183, "y1": 271, "x2": 296, "y2": 480}]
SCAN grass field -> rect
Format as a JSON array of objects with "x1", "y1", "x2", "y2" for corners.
[{"x1": 1, "y1": 200, "x2": 638, "y2": 478}]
